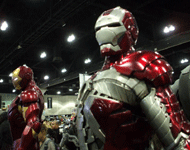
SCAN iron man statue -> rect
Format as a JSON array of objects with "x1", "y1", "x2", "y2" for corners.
[
  {"x1": 8, "y1": 65, "x2": 44, "y2": 150},
  {"x1": 74, "y1": 6, "x2": 190, "y2": 150}
]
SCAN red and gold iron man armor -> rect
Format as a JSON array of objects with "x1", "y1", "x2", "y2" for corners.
[
  {"x1": 74, "y1": 6, "x2": 190, "y2": 150},
  {"x1": 8, "y1": 65, "x2": 44, "y2": 150}
]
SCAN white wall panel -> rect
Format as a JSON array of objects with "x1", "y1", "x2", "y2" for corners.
[{"x1": 43, "y1": 95, "x2": 77, "y2": 116}]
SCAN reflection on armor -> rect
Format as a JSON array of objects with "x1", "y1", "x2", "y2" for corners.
[
  {"x1": 71, "y1": 6, "x2": 190, "y2": 150},
  {"x1": 178, "y1": 65, "x2": 190, "y2": 120},
  {"x1": 76, "y1": 68, "x2": 152, "y2": 149},
  {"x1": 8, "y1": 65, "x2": 44, "y2": 150}
]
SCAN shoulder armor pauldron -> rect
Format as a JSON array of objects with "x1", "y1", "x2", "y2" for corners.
[
  {"x1": 20, "y1": 89, "x2": 39, "y2": 105},
  {"x1": 114, "y1": 51, "x2": 173, "y2": 87}
]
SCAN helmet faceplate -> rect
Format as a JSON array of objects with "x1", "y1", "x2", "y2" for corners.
[
  {"x1": 95, "y1": 6, "x2": 139, "y2": 56},
  {"x1": 12, "y1": 66, "x2": 33, "y2": 90}
]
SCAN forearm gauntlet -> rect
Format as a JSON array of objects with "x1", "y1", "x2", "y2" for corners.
[{"x1": 140, "y1": 88, "x2": 175, "y2": 149}]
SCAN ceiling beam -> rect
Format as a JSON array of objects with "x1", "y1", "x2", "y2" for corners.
[
  {"x1": 0, "y1": 0, "x2": 6, "y2": 11},
  {"x1": 0, "y1": 0, "x2": 94, "y2": 73},
  {"x1": 136, "y1": 30, "x2": 190, "y2": 52},
  {"x1": 133, "y1": 0, "x2": 157, "y2": 10},
  {"x1": 40, "y1": 30, "x2": 190, "y2": 88},
  {"x1": 39, "y1": 61, "x2": 103, "y2": 89}
]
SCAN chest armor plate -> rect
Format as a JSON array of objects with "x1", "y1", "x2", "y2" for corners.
[{"x1": 76, "y1": 68, "x2": 152, "y2": 149}]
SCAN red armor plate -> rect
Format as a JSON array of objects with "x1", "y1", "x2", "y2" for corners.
[
  {"x1": 114, "y1": 51, "x2": 173, "y2": 87},
  {"x1": 90, "y1": 98, "x2": 152, "y2": 150},
  {"x1": 8, "y1": 66, "x2": 44, "y2": 150}
]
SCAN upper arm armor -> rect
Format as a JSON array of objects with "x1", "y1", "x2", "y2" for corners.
[
  {"x1": 114, "y1": 51, "x2": 173, "y2": 87},
  {"x1": 20, "y1": 90, "x2": 39, "y2": 105},
  {"x1": 25, "y1": 102, "x2": 41, "y2": 133},
  {"x1": 20, "y1": 90, "x2": 41, "y2": 133}
]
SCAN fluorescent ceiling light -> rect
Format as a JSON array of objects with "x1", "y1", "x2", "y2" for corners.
[
  {"x1": 163, "y1": 25, "x2": 175, "y2": 33},
  {"x1": 40, "y1": 52, "x2": 46, "y2": 58},
  {"x1": 169, "y1": 25, "x2": 175, "y2": 31},
  {"x1": 61, "y1": 68, "x2": 67, "y2": 73},
  {"x1": 69, "y1": 88, "x2": 73, "y2": 92},
  {"x1": 1, "y1": 21, "x2": 8, "y2": 31},
  {"x1": 181, "y1": 58, "x2": 189, "y2": 64},
  {"x1": 44, "y1": 75, "x2": 49, "y2": 80},
  {"x1": 84, "y1": 58, "x2": 91, "y2": 64},
  {"x1": 9, "y1": 73, "x2": 13, "y2": 77},
  {"x1": 163, "y1": 26, "x2": 169, "y2": 33},
  {"x1": 67, "y1": 34, "x2": 75, "y2": 42}
]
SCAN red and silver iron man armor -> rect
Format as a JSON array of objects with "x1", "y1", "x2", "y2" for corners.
[
  {"x1": 8, "y1": 65, "x2": 44, "y2": 150},
  {"x1": 75, "y1": 6, "x2": 190, "y2": 150}
]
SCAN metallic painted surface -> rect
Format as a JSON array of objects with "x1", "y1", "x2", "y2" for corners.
[
  {"x1": 76, "y1": 6, "x2": 190, "y2": 150},
  {"x1": 76, "y1": 67, "x2": 153, "y2": 149},
  {"x1": 95, "y1": 6, "x2": 138, "y2": 56},
  {"x1": 12, "y1": 66, "x2": 33, "y2": 91},
  {"x1": 12, "y1": 68, "x2": 22, "y2": 90},
  {"x1": 90, "y1": 98, "x2": 152, "y2": 149},
  {"x1": 76, "y1": 49, "x2": 190, "y2": 149},
  {"x1": 8, "y1": 66, "x2": 44, "y2": 150}
]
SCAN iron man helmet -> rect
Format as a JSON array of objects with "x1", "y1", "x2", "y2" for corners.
[
  {"x1": 12, "y1": 65, "x2": 33, "y2": 90},
  {"x1": 95, "y1": 6, "x2": 139, "y2": 56}
]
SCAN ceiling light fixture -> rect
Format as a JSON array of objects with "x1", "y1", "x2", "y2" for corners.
[
  {"x1": 40, "y1": 52, "x2": 46, "y2": 58},
  {"x1": 181, "y1": 58, "x2": 189, "y2": 64},
  {"x1": 84, "y1": 58, "x2": 91, "y2": 64},
  {"x1": 1, "y1": 21, "x2": 8, "y2": 31},
  {"x1": 57, "y1": 91, "x2": 61, "y2": 94},
  {"x1": 169, "y1": 25, "x2": 175, "y2": 31},
  {"x1": 12, "y1": 89, "x2": 16, "y2": 93},
  {"x1": 0, "y1": 79, "x2": 3, "y2": 83},
  {"x1": 9, "y1": 73, "x2": 13, "y2": 77},
  {"x1": 62, "y1": 23, "x2": 66, "y2": 27},
  {"x1": 44, "y1": 75, "x2": 49, "y2": 80},
  {"x1": 61, "y1": 68, "x2": 67, "y2": 73},
  {"x1": 67, "y1": 34, "x2": 75, "y2": 42},
  {"x1": 69, "y1": 88, "x2": 73, "y2": 92},
  {"x1": 163, "y1": 25, "x2": 175, "y2": 33}
]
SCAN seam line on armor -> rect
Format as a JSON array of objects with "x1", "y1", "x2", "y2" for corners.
[
  {"x1": 93, "y1": 79, "x2": 138, "y2": 104},
  {"x1": 155, "y1": 115, "x2": 169, "y2": 134}
]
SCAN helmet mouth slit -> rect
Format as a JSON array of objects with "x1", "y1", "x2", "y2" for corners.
[{"x1": 100, "y1": 42, "x2": 115, "y2": 46}]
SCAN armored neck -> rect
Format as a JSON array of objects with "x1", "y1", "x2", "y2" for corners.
[
  {"x1": 23, "y1": 80, "x2": 36, "y2": 91},
  {"x1": 101, "y1": 47, "x2": 135, "y2": 70}
]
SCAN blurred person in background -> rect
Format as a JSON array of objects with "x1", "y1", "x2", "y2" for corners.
[
  {"x1": 51, "y1": 120, "x2": 62, "y2": 144},
  {"x1": 43, "y1": 120, "x2": 52, "y2": 129},
  {"x1": 0, "y1": 107, "x2": 13, "y2": 150},
  {"x1": 38, "y1": 124, "x2": 56, "y2": 150},
  {"x1": 70, "y1": 112, "x2": 76, "y2": 121}
]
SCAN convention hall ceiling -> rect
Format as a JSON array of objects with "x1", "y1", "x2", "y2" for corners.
[{"x1": 0, "y1": 0, "x2": 189, "y2": 95}]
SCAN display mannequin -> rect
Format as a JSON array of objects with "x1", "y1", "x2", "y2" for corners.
[
  {"x1": 74, "y1": 6, "x2": 190, "y2": 150},
  {"x1": 8, "y1": 65, "x2": 44, "y2": 150}
]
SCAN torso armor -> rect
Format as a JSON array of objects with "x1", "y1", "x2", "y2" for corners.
[
  {"x1": 75, "y1": 51, "x2": 190, "y2": 150},
  {"x1": 8, "y1": 80, "x2": 44, "y2": 150}
]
